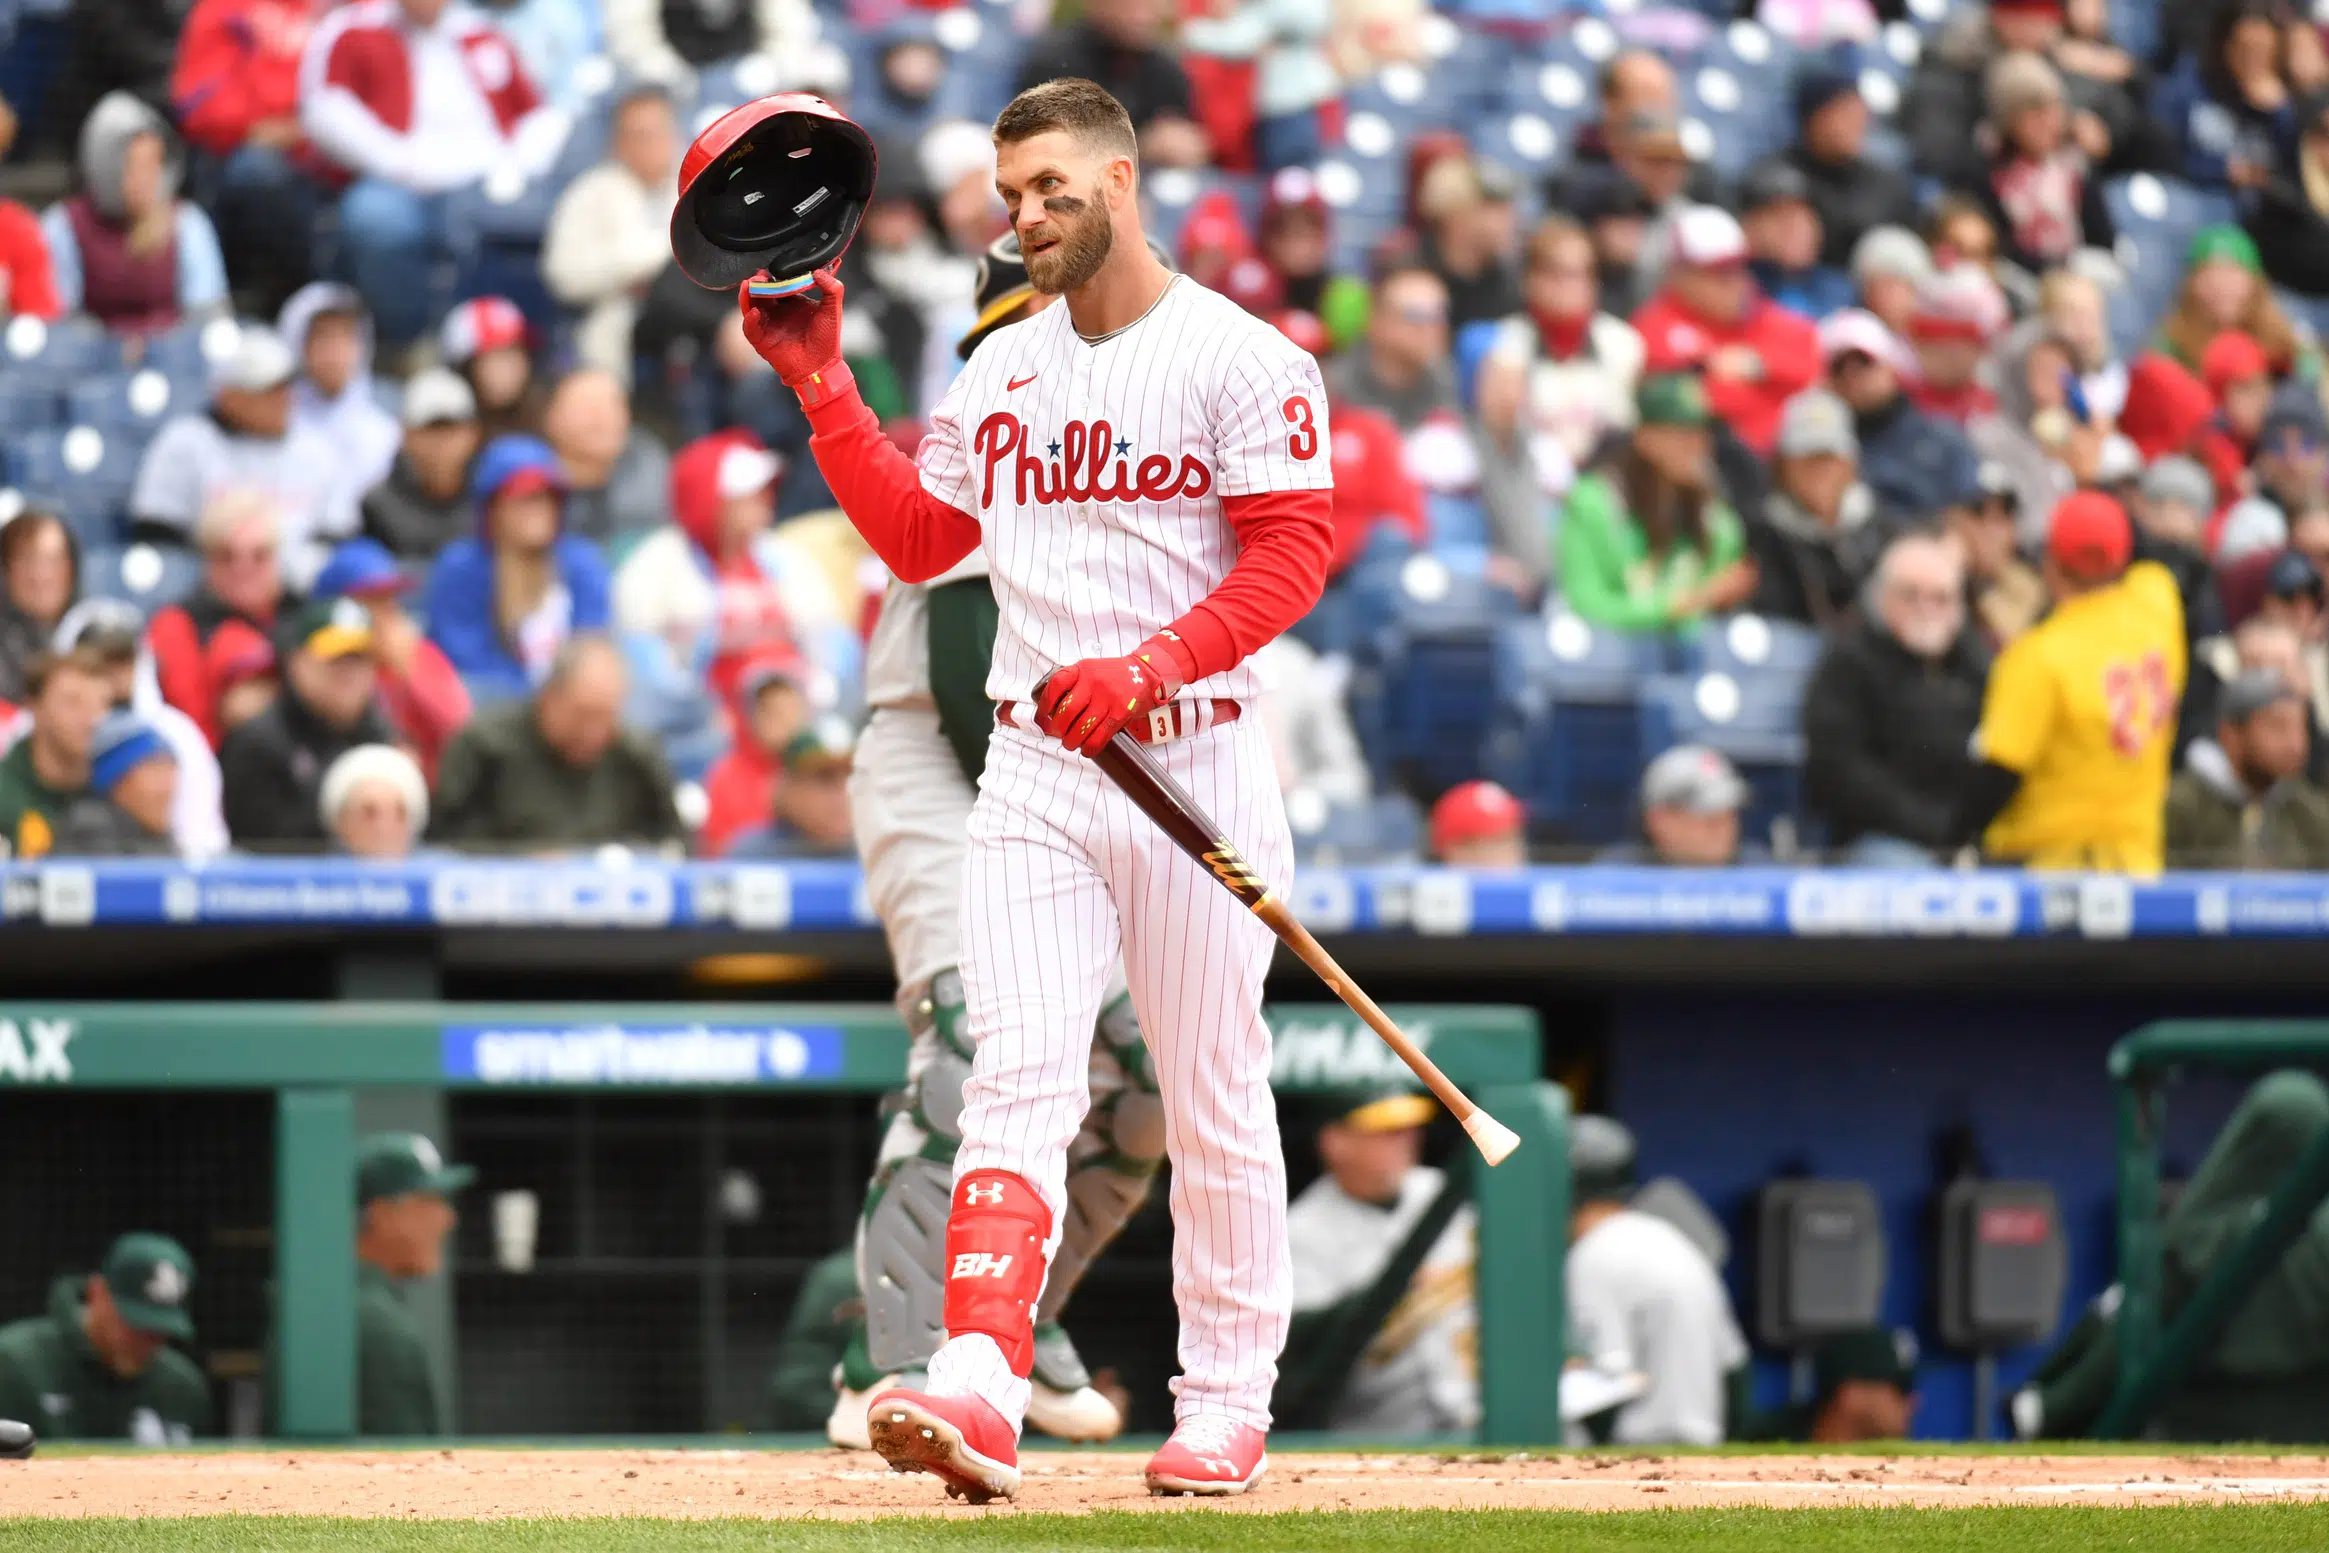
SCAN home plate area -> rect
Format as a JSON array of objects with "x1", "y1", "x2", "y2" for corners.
[{"x1": 9, "y1": 1450, "x2": 2329, "y2": 1518}]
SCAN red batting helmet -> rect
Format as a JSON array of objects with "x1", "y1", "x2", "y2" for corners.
[{"x1": 670, "y1": 94, "x2": 878, "y2": 291}]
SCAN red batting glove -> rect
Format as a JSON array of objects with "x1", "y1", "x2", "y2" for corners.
[
  {"x1": 739, "y1": 268, "x2": 846, "y2": 393},
  {"x1": 1035, "y1": 638, "x2": 1187, "y2": 756}
]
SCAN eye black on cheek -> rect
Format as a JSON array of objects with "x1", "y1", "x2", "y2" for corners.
[{"x1": 1043, "y1": 194, "x2": 1088, "y2": 215}]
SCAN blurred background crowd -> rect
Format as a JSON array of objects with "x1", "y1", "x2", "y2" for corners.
[{"x1": 1, "y1": 0, "x2": 2328, "y2": 869}]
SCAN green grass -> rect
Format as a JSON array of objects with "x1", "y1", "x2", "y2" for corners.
[
  {"x1": 2, "y1": 1509, "x2": 2328, "y2": 1553},
  {"x1": 28, "y1": 1436, "x2": 2329, "y2": 1459}
]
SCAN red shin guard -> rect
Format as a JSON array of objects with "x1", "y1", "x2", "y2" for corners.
[{"x1": 942, "y1": 1170, "x2": 1051, "y2": 1378}]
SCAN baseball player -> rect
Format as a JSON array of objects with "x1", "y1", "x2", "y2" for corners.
[
  {"x1": 742, "y1": 78, "x2": 1334, "y2": 1498},
  {"x1": 0, "y1": 1233, "x2": 210, "y2": 1443},
  {"x1": 827, "y1": 230, "x2": 1165, "y2": 1451},
  {"x1": 1954, "y1": 491, "x2": 2187, "y2": 873}
]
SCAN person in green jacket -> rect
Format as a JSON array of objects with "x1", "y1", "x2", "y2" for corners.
[
  {"x1": 0, "y1": 1232, "x2": 211, "y2": 1443},
  {"x1": 2165, "y1": 670, "x2": 2329, "y2": 870},
  {"x1": 355, "y1": 1131, "x2": 473, "y2": 1436},
  {"x1": 1555, "y1": 373, "x2": 1757, "y2": 635},
  {"x1": 0, "y1": 644, "x2": 111, "y2": 860},
  {"x1": 2012, "y1": 1070, "x2": 2329, "y2": 1442},
  {"x1": 767, "y1": 1247, "x2": 864, "y2": 1432}
]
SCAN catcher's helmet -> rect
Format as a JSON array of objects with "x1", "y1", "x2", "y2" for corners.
[
  {"x1": 956, "y1": 232, "x2": 1179, "y2": 360},
  {"x1": 671, "y1": 94, "x2": 877, "y2": 292}
]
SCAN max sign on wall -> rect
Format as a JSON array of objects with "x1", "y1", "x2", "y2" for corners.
[{"x1": 0, "y1": 1018, "x2": 74, "y2": 1082}]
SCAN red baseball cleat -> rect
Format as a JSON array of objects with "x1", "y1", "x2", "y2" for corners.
[
  {"x1": 865, "y1": 1388, "x2": 1022, "y2": 1503},
  {"x1": 1145, "y1": 1414, "x2": 1268, "y2": 1496}
]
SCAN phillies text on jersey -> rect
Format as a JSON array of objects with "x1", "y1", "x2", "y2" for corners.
[{"x1": 914, "y1": 278, "x2": 1334, "y2": 703}]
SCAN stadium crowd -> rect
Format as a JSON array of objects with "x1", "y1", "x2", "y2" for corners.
[{"x1": 3, "y1": 0, "x2": 2329, "y2": 870}]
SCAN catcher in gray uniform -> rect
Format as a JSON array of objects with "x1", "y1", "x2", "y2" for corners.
[{"x1": 828, "y1": 233, "x2": 1173, "y2": 1448}]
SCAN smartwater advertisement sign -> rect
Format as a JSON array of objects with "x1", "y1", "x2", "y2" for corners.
[{"x1": 441, "y1": 1022, "x2": 847, "y2": 1085}]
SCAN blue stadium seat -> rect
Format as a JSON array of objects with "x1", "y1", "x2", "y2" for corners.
[
  {"x1": 141, "y1": 317, "x2": 236, "y2": 385},
  {"x1": 1142, "y1": 168, "x2": 1264, "y2": 261},
  {"x1": 1343, "y1": 63, "x2": 1463, "y2": 135},
  {"x1": 1483, "y1": 611, "x2": 1667, "y2": 844},
  {"x1": 1347, "y1": 552, "x2": 1519, "y2": 796},
  {"x1": 0, "y1": 375, "x2": 63, "y2": 433},
  {"x1": 1686, "y1": 612, "x2": 1825, "y2": 681},
  {"x1": 5, "y1": 424, "x2": 139, "y2": 541},
  {"x1": 65, "y1": 368, "x2": 182, "y2": 443},
  {"x1": 80, "y1": 542, "x2": 201, "y2": 611},
  {"x1": 2109, "y1": 0, "x2": 2161, "y2": 71},
  {"x1": 0, "y1": 314, "x2": 124, "y2": 388},
  {"x1": 931, "y1": 7, "x2": 1028, "y2": 123}
]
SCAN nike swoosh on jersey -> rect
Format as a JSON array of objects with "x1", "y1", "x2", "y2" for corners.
[{"x1": 1007, "y1": 373, "x2": 1038, "y2": 391}]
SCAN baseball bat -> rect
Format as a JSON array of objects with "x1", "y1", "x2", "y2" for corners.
[{"x1": 1032, "y1": 679, "x2": 1520, "y2": 1166}]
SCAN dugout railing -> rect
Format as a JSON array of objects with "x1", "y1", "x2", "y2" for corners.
[
  {"x1": 0, "y1": 1000, "x2": 1566, "y2": 1444},
  {"x1": 2099, "y1": 1020, "x2": 2329, "y2": 1438}
]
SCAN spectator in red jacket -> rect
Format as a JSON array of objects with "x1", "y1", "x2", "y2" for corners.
[
  {"x1": 172, "y1": 0, "x2": 327, "y2": 312},
  {"x1": 1905, "y1": 266, "x2": 2009, "y2": 426},
  {"x1": 298, "y1": 0, "x2": 568, "y2": 348},
  {"x1": 699, "y1": 649, "x2": 809, "y2": 858},
  {"x1": 310, "y1": 537, "x2": 470, "y2": 780},
  {"x1": 0, "y1": 97, "x2": 62, "y2": 321},
  {"x1": 1633, "y1": 205, "x2": 1820, "y2": 456},
  {"x1": 2194, "y1": 330, "x2": 2275, "y2": 504},
  {"x1": 1319, "y1": 401, "x2": 1428, "y2": 578},
  {"x1": 147, "y1": 489, "x2": 294, "y2": 748}
]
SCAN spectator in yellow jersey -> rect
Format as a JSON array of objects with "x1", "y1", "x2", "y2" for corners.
[{"x1": 1952, "y1": 491, "x2": 2187, "y2": 873}]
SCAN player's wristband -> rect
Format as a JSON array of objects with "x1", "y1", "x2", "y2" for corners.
[
  {"x1": 1133, "y1": 630, "x2": 1194, "y2": 697},
  {"x1": 790, "y1": 359, "x2": 856, "y2": 410}
]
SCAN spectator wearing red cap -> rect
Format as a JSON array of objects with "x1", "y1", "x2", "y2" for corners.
[
  {"x1": 613, "y1": 430, "x2": 857, "y2": 716},
  {"x1": 1632, "y1": 206, "x2": 1821, "y2": 456},
  {"x1": 699, "y1": 649, "x2": 810, "y2": 858},
  {"x1": 440, "y1": 295, "x2": 540, "y2": 443},
  {"x1": 423, "y1": 434, "x2": 611, "y2": 701},
  {"x1": 1954, "y1": 491, "x2": 2188, "y2": 872},
  {"x1": 2193, "y1": 330, "x2": 2276, "y2": 503},
  {"x1": 1905, "y1": 267, "x2": 2007, "y2": 426},
  {"x1": 1428, "y1": 780, "x2": 1525, "y2": 868},
  {"x1": 312, "y1": 536, "x2": 470, "y2": 780},
  {"x1": 148, "y1": 490, "x2": 296, "y2": 749}
]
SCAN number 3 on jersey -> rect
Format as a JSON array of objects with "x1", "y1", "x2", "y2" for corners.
[
  {"x1": 2103, "y1": 651, "x2": 2172, "y2": 757},
  {"x1": 1282, "y1": 396, "x2": 1319, "y2": 461}
]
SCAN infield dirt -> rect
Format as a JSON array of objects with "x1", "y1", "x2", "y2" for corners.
[{"x1": 6, "y1": 1450, "x2": 2329, "y2": 1519}]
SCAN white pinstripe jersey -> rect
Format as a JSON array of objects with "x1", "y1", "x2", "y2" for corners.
[{"x1": 914, "y1": 276, "x2": 1334, "y2": 703}]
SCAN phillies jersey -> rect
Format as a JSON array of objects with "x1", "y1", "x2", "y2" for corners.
[{"x1": 913, "y1": 277, "x2": 1334, "y2": 703}]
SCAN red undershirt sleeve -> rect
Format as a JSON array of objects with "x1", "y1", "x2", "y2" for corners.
[
  {"x1": 802, "y1": 383, "x2": 983, "y2": 584},
  {"x1": 1155, "y1": 488, "x2": 1335, "y2": 683}
]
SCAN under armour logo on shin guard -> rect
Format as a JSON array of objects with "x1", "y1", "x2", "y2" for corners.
[{"x1": 965, "y1": 1181, "x2": 1005, "y2": 1206}]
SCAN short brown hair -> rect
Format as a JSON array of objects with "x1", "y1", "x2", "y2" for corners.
[
  {"x1": 25, "y1": 644, "x2": 112, "y2": 701},
  {"x1": 993, "y1": 78, "x2": 1137, "y2": 159}
]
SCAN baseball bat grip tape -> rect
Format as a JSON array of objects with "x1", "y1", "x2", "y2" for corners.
[{"x1": 1064, "y1": 704, "x2": 1517, "y2": 1166}]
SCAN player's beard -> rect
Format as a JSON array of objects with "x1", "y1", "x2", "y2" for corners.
[{"x1": 1024, "y1": 195, "x2": 1114, "y2": 296}]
